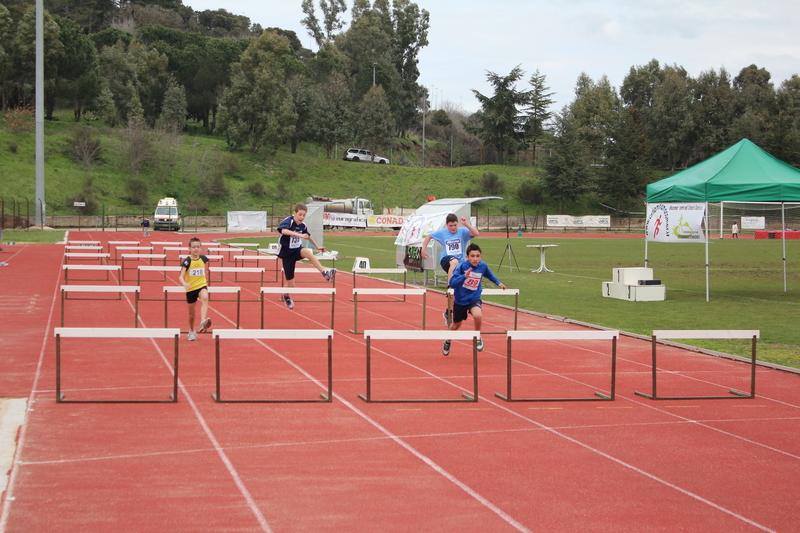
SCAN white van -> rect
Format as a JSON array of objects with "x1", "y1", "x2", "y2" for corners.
[{"x1": 153, "y1": 198, "x2": 181, "y2": 231}]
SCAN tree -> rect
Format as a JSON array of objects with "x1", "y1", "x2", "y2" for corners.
[
  {"x1": 524, "y1": 69, "x2": 554, "y2": 165},
  {"x1": 49, "y1": 15, "x2": 99, "y2": 121},
  {"x1": 570, "y1": 73, "x2": 618, "y2": 163},
  {"x1": 470, "y1": 66, "x2": 530, "y2": 164},
  {"x1": 10, "y1": 6, "x2": 62, "y2": 106},
  {"x1": 160, "y1": 75, "x2": 187, "y2": 132},
  {"x1": 598, "y1": 106, "x2": 652, "y2": 213},
  {"x1": 543, "y1": 107, "x2": 591, "y2": 214},
  {"x1": 308, "y1": 72, "x2": 353, "y2": 158},
  {"x1": 649, "y1": 67, "x2": 694, "y2": 171},
  {"x1": 730, "y1": 64, "x2": 775, "y2": 147},
  {"x1": 0, "y1": 3, "x2": 16, "y2": 109},
  {"x1": 690, "y1": 67, "x2": 733, "y2": 162},
  {"x1": 217, "y1": 31, "x2": 297, "y2": 153},
  {"x1": 356, "y1": 84, "x2": 394, "y2": 160},
  {"x1": 301, "y1": 0, "x2": 348, "y2": 48},
  {"x1": 286, "y1": 74, "x2": 313, "y2": 153}
]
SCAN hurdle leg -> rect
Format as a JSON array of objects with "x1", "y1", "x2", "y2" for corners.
[
  {"x1": 61, "y1": 289, "x2": 66, "y2": 327},
  {"x1": 494, "y1": 336, "x2": 514, "y2": 401},
  {"x1": 171, "y1": 334, "x2": 179, "y2": 402},
  {"x1": 134, "y1": 292, "x2": 140, "y2": 328},
  {"x1": 56, "y1": 334, "x2": 63, "y2": 402},
  {"x1": 236, "y1": 291, "x2": 241, "y2": 329},
  {"x1": 350, "y1": 293, "x2": 359, "y2": 334},
  {"x1": 635, "y1": 336, "x2": 659, "y2": 399},
  {"x1": 164, "y1": 292, "x2": 169, "y2": 328},
  {"x1": 321, "y1": 334, "x2": 333, "y2": 402},
  {"x1": 422, "y1": 292, "x2": 427, "y2": 330},
  {"x1": 358, "y1": 335, "x2": 372, "y2": 402}
]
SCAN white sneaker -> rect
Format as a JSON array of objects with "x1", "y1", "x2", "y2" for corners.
[
  {"x1": 442, "y1": 340, "x2": 451, "y2": 356},
  {"x1": 198, "y1": 318, "x2": 211, "y2": 333},
  {"x1": 476, "y1": 337, "x2": 484, "y2": 352},
  {"x1": 188, "y1": 330, "x2": 197, "y2": 341},
  {"x1": 323, "y1": 269, "x2": 336, "y2": 282},
  {"x1": 283, "y1": 294, "x2": 294, "y2": 309}
]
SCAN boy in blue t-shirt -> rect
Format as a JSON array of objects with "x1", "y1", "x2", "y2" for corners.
[
  {"x1": 277, "y1": 203, "x2": 336, "y2": 309},
  {"x1": 442, "y1": 243, "x2": 506, "y2": 356},
  {"x1": 420, "y1": 213, "x2": 479, "y2": 325}
]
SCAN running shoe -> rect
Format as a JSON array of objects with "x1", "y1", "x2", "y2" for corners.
[
  {"x1": 198, "y1": 318, "x2": 211, "y2": 333},
  {"x1": 442, "y1": 309, "x2": 452, "y2": 327},
  {"x1": 283, "y1": 294, "x2": 294, "y2": 309},
  {"x1": 188, "y1": 330, "x2": 197, "y2": 341},
  {"x1": 323, "y1": 269, "x2": 337, "y2": 282},
  {"x1": 476, "y1": 337, "x2": 484, "y2": 352},
  {"x1": 442, "y1": 340, "x2": 451, "y2": 356}
]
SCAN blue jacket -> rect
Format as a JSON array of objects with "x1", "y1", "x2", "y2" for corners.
[{"x1": 449, "y1": 260, "x2": 502, "y2": 306}]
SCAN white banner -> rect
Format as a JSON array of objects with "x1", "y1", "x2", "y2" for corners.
[
  {"x1": 226, "y1": 211, "x2": 267, "y2": 232},
  {"x1": 322, "y1": 212, "x2": 367, "y2": 228},
  {"x1": 646, "y1": 203, "x2": 706, "y2": 243},
  {"x1": 547, "y1": 215, "x2": 611, "y2": 228},
  {"x1": 741, "y1": 216, "x2": 765, "y2": 230},
  {"x1": 394, "y1": 211, "x2": 450, "y2": 247},
  {"x1": 367, "y1": 214, "x2": 410, "y2": 228}
]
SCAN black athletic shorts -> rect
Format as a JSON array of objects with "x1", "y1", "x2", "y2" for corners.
[
  {"x1": 440, "y1": 255, "x2": 459, "y2": 273},
  {"x1": 279, "y1": 248, "x2": 303, "y2": 281},
  {"x1": 452, "y1": 300, "x2": 482, "y2": 324},
  {"x1": 186, "y1": 286, "x2": 207, "y2": 304}
]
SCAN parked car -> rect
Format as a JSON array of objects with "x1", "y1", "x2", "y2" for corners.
[{"x1": 343, "y1": 148, "x2": 390, "y2": 164}]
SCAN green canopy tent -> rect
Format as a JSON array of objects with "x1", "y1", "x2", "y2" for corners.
[{"x1": 646, "y1": 139, "x2": 800, "y2": 299}]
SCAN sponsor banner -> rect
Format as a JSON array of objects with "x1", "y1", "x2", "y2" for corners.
[
  {"x1": 367, "y1": 214, "x2": 410, "y2": 228},
  {"x1": 227, "y1": 211, "x2": 267, "y2": 232},
  {"x1": 646, "y1": 203, "x2": 706, "y2": 243},
  {"x1": 394, "y1": 211, "x2": 450, "y2": 247},
  {"x1": 547, "y1": 215, "x2": 611, "y2": 228},
  {"x1": 323, "y1": 212, "x2": 367, "y2": 228},
  {"x1": 741, "y1": 216, "x2": 765, "y2": 230}
]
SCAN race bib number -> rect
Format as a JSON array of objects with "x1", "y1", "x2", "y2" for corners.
[
  {"x1": 462, "y1": 271, "x2": 482, "y2": 291},
  {"x1": 289, "y1": 235, "x2": 302, "y2": 249},
  {"x1": 190, "y1": 267, "x2": 205, "y2": 277},
  {"x1": 445, "y1": 238, "x2": 462, "y2": 257}
]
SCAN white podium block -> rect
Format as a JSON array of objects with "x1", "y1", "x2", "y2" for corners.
[
  {"x1": 612, "y1": 267, "x2": 654, "y2": 285},
  {"x1": 602, "y1": 281, "x2": 665, "y2": 301}
]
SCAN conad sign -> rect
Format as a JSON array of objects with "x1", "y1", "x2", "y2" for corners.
[{"x1": 368, "y1": 215, "x2": 410, "y2": 228}]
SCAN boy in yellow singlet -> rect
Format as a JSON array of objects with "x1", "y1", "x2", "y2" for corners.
[{"x1": 179, "y1": 237, "x2": 211, "y2": 341}]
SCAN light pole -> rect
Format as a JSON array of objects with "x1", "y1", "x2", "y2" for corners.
[{"x1": 372, "y1": 63, "x2": 377, "y2": 87}]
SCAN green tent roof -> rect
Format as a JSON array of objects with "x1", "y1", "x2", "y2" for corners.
[{"x1": 646, "y1": 139, "x2": 800, "y2": 202}]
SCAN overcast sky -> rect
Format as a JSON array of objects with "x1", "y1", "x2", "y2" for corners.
[{"x1": 185, "y1": 0, "x2": 800, "y2": 114}]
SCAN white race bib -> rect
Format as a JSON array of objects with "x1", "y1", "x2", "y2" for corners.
[
  {"x1": 444, "y1": 237, "x2": 462, "y2": 257},
  {"x1": 462, "y1": 271, "x2": 482, "y2": 290},
  {"x1": 289, "y1": 235, "x2": 302, "y2": 249},
  {"x1": 190, "y1": 267, "x2": 205, "y2": 277}
]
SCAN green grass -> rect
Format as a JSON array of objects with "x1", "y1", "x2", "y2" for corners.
[
  {"x1": 2, "y1": 229, "x2": 66, "y2": 244},
  {"x1": 0, "y1": 109, "x2": 618, "y2": 219},
  {"x1": 221, "y1": 234, "x2": 800, "y2": 369}
]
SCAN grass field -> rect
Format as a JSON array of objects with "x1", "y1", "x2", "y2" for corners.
[{"x1": 222, "y1": 233, "x2": 800, "y2": 369}]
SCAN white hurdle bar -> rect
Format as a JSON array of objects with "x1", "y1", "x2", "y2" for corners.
[
  {"x1": 351, "y1": 268, "x2": 408, "y2": 297},
  {"x1": 234, "y1": 255, "x2": 279, "y2": 281},
  {"x1": 137, "y1": 265, "x2": 182, "y2": 284},
  {"x1": 62, "y1": 264, "x2": 121, "y2": 284},
  {"x1": 54, "y1": 327, "x2": 180, "y2": 403},
  {"x1": 113, "y1": 246, "x2": 154, "y2": 263},
  {"x1": 120, "y1": 254, "x2": 167, "y2": 280},
  {"x1": 351, "y1": 288, "x2": 427, "y2": 334},
  {"x1": 60, "y1": 285, "x2": 141, "y2": 327},
  {"x1": 635, "y1": 330, "x2": 760, "y2": 401},
  {"x1": 495, "y1": 330, "x2": 619, "y2": 403},
  {"x1": 260, "y1": 287, "x2": 336, "y2": 328},
  {"x1": 65, "y1": 245, "x2": 104, "y2": 251},
  {"x1": 64, "y1": 253, "x2": 110, "y2": 264},
  {"x1": 359, "y1": 330, "x2": 480, "y2": 403},
  {"x1": 446, "y1": 288, "x2": 520, "y2": 332},
  {"x1": 212, "y1": 329, "x2": 334, "y2": 403},
  {"x1": 67, "y1": 240, "x2": 101, "y2": 245},
  {"x1": 163, "y1": 286, "x2": 242, "y2": 328},
  {"x1": 107, "y1": 240, "x2": 140, "y2": 254},
  {"x1": 209, "y1": 266, "x2": 265, "y2": 286}
]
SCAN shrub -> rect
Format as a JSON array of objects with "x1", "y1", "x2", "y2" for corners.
[
  {"x1": 478, "y1": 172, "x2": 505, "y2": 195},
  {"x1": 516, "y1": 180, "x2": 543, "y2": 204},
  {"x1": 69, "y1": 126, "x2": 102, "y2": 170},
  {"x1": 8, "y1": 142, "x2": 18, "y2": 153}
]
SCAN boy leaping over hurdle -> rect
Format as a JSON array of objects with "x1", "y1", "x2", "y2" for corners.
[
  {"x1": 442, "y1": 243, "x2": 505, "y2": 356},
  {"x1": 179, "y1": 237, "x2": 211, "y2": 341},
  {"x1": 277, "y1": 203, "x2": 336, "y2": 309}
]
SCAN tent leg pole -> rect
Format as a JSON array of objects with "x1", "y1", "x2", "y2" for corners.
[{"x1": 782, "y1": 202, "x2": 787, "y2": 292}]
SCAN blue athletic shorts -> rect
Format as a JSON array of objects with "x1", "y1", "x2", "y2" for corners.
[{"x1": 452, "y1": 300, "x2": 482, "y2": 324}]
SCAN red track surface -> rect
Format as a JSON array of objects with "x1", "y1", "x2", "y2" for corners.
[{"x1": 1, "y1": 231, "x2": 798, "y2": 532}]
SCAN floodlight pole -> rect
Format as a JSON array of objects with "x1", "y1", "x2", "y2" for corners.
[{"x1": 35, "y1": 0, "x2": 45, "y2": 225}]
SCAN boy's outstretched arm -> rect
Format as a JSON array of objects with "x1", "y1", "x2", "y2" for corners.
[{"x1": 461, "y1": 217, "x2": 480, "y2": 237}]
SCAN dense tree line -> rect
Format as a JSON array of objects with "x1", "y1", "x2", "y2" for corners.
[
  {"x1": 0, "y1": 0, "x2": 428, "y2": 157},
  {"x1": 470, "y1": 61, "x2": 800, "y2": 213}
]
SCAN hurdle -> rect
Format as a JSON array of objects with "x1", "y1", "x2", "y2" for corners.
[
  {"x1": 204, "y1": 247, "x2": 236, "y2": 261},
  {"x1": 359, "y1": 330, "x2": 479, "y2": 403},
  {"x1": 212, "y1": 329, "x2": 333, "y2": 403},
  {"x1": 64, "y1": 253, "x2": 110, "y2": 265},
  {"x1": 60, "y1": 285, "x2": 140, "y2": 327},
  {"x1": 351, "y1": 268, "x2": 408, "y2": 300},
  {"x1": 63, "y1": 264, "x2": 121, "y2": 284},
  {"x1": 260, "y1": 287, "x2": 335, "y2": 328},
  {"x1": 137, "y1": 265, "x2": 182, "y2": 284},
  {"x1": 114, "y1": 246, "x2": 154, "y2": 263},
  {"x1": 635, "y1": 330, "x2": 759, "y2": 400},
  {"x1": 120, "y1": 254, "x2": 167, "y2": 280},
  {"x1": 163, "y1": 286, "x2": 242, "y2": 328},
  {"x1": 150, "y1": 241, "x2": 182, "y2": 249},
  {"x1": 65, "y1": 245, "x2": 104, "y2": 251},
  {"x1": 67, "y1": 240, "x2": 101, "y2": 245},
  {"x1": 210, "y1": 266, "x2": 265, "y2": 286},
  {"x1": 350, "y1": 288, "x2": 427, "y2": 334},
  {"x1": 54, "y1": 327, "x2": 179, "y2": 403},
  {"x1": 227, "y1": 243, "x2": 260, "y2": 255},
  {"x1": 107, "y1": 240, "x2": 140, "y2": 254},
  {"x1": 446, "y1": 288, "x2": 520, "y2": 332},
  {"x1": 233, "y1": 255, "x2": 279, "y2": 282},
  {"x1": 494, "y1": 330, "x2": 619, "y2": 402}
]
